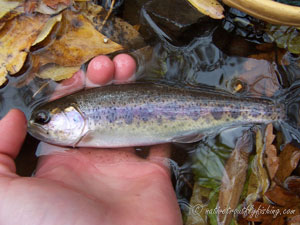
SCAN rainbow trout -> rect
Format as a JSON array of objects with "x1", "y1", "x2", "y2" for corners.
[{"x1": 28, "y1": 83, "x2": 295, "y2": 147}]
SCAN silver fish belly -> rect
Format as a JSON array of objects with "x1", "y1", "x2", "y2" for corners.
[{"x1": 28, "y1": 83, "x2": 285, "y2": 147}]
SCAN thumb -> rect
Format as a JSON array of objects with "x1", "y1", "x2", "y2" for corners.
[{"x1": 0, "y1": 109, "x2": 27, "y2": 176}]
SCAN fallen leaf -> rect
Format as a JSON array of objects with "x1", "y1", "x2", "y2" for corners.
[
  {"x1": 186, "y1": 0, "x2": 224, "y2": 19},
  {"x1": 256, "y1": 128, "x2": 270, "y2": 197},
  {"x1": 249, "y1": 45, "x2": 288, "y2": 66},
  {"x1": 275, "y1": 144, "x2": 300, "y2": 184},
  {"x1": 218, "y1": 130, "x2": 253, "y2": 225},
  {"x1": 245, "y1": 202, "x2": 279, "y2": 222},
  {"x1": 265, "y1": 185, "x2": 300, "y2": 207},
  {"x1": 42, "y1": 0, "x2": 71, "y2": 9},
  {"x1": 264, "y1": 124, "x2": 279, "y2": 180},
  {"x1": 185, "y1": 183, "x2": 211, "y2": 225},
  {"x1": 35, "y1": 1, "x2": 68, "y2": 15},
  {"x1": 24, "y1": 0, "x2": 38, "y2": 13},
  {"x1": 288, "y1": 215, "x2": 300, "y2": 225},
  {"x1": 34, "y1": 10, "x2": 123, "y2": 68},
  {"x1": 32, "y1": 13, "x2": 62, "y2": 46},
  {"x1": 0, "y1": 0, "x2": 20, "y2": 20},
  {"x1": 78, "y1": 2, "x2": 145, "y2": 49},
  {"x1": 0, "y1": 13, "x2": 49, "y2": 85},
  {"x1": 239, "y1": 59, "x2": 280, "y2": 97},
  {"x1": 245, "y1": 201, "x2": 297, "y2": 224},
  {"x1": 284, "y1": 176, "x2": 300, "y2": 196},
  {"x1": 266, "y1": 25, "x2": 300, "y2": 54},
  {"x1": 37, "y1": 64, "x2": 80, "y2": 81},
  {"x1": 246, "y1": 168, "x2": 260, "y2": 203}
]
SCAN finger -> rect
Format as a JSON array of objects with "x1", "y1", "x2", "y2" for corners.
[
  {"x1": 148, "y1": 144, "x2": 172, "y2": 175},
  {"x1": 0, "y1": 109, "x2": 26, "y2": 175},
  {"x1": 86, "y1": 55, "x2": 115, "y2": 87},
  {"x1": 51, "y1": 70, "x2": 85, "y2": 100},
  {"x1": 113, "y1": 53, "x2": 136, "y2": 84},
  {"x1": 148, "y1": 144, "x2": 171, "y2": 159}
]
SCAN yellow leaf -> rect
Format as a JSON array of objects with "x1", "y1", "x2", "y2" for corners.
[
  {"x1": 187, "y1": 0, "x2": 224, "y2": 19},
  {"x1": 37, "y1": 64, "x2": 80, "y2": 81},
  {"x1": 0, "y1": 13, "x2": 49, "y2": 86},
  {"x1": 35, "y1": 10, "x2": 124, "y2": 68},
  {"x1": 32, "y1": 13, "x2": 62, "y2": 46},
  {"x1": 246, "y1": 127, "x2": 270, "y2": 204},
  {"x1": 0, "y1": 0, "x2": 20, "y2": 20}
]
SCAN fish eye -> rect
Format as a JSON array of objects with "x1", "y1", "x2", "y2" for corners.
[{"x1": 34, "y1": 110, "x2": 51, "y2": 125}]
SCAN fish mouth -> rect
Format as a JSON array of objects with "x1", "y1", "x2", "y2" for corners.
[{"x1": 27, "y1": 120, "x2": 49, "y2": 141}]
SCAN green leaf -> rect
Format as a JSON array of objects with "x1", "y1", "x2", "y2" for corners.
[{"x1": 266, "y1": 24, "x2": 300, "y2": 54}]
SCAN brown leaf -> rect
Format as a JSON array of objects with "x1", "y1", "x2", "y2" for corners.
[
  {"x1": 34, "y1": 10, "x2": 123, "y2": 69},
  {"x1": 275, "y1": 144, "x2": 300, "y2": 184},
  {"x1": 42, "y1": 0, "x2": 71, "y2": 9},
  {"x1": 218, "y1": 131, "x2": 252, "y2": 225},
  {"x1": 78, "y1": 2, "x2": 145, "y2": 49},
  {"x1": 245, "y1": 202, "x2": 280, "y2": 222},
  {"x1": 269, "y1": 216, "x2": 285, "y2": 225},
  {"x1": 265, "y1": 185, "x2": 300, "y2": 207},
  {"x1": 34, "y1": 1, "x2": 68, "y2": 15},
  {"x1": 249, "y1": 43, "x2": 289, "y2": 66},
  {"x1": 245, "y1": 201, "x2": 298, "y2": 225},
  {"x1": 239, "y1": 59, "x2": 280, "y2": 97},
  {"x1": 288, "y1": 215, "x2": 300, "y2": 225},
  {"x1": 264, "y1": 124, "x2": 279, "y2": 180},
  {"x1": 0, "y1": 13, "x2": 49, "y2": 85},
  {"x1": 284, "y1": 176, "x2": 300, "y2": 196},
  {"x1": 24, "y1": 0, "x2": 38, "y2": 13}
]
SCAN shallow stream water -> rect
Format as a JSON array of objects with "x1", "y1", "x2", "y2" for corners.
[{"x1": 2, "y1": 0, "x2": 300, "y2": 224}]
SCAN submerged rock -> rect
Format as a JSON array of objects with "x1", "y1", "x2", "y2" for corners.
[{"x1": 142, "y1": 0, "x2": 209, "y2": 45}]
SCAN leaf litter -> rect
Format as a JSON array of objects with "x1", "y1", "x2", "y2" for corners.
[
  {"x1": 188, "y1": 123, "x2": 300, "y2": 224},
  {"x1": 0, "y1": 12, "x2": 49, "y2": 85},
  {"x1": 0, "y1": 0, "x2": 146, "y2": 84}
]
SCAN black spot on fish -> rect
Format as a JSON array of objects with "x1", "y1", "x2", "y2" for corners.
[
  {"x1": 138, "y1": 108, "x2": 149, "y2": 122},
  {"x1": 230, "y1": 106, "x2": 241, "y2": 119},
  {"x1": 250, "y1": 107, "x2": 261, "y2": 118},
  {"x1": 162, "y1": 103, "x2": 177, "y2": 121},
  {"x1": 264, "y1": 105, "x2": 273, "y2": 117},
  {"x1": 106, "y1": 108, "x2": 117, "y2": 123},
  {"x1": 157, "y1": 116, "x2": 162, "y2": 124},
  {"x1": 124, "y1": 108, "x2": 133, "y2": 124},
  {"x1": 211, "y1": 107, "x2": 223, "y2": 120},
  {"x1": 138, "y1": 105, "x2": 154, "y2": 122},
  {"x1": 189, "y1": 110, "x2": 200, "y2": 121}
]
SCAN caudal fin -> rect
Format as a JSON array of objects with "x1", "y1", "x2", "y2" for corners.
[{"x1": 279, "y1": 83, "x2": 300, "y2": 142}]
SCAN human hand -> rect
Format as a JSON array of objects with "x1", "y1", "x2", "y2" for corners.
[{"x1": 0, "y1": 54, "x2": 183, "y2": 225}]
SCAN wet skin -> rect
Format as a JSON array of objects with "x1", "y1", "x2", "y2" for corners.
[{"x1": 0, "y1": 54, "x2": 182, "y2": 225}]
